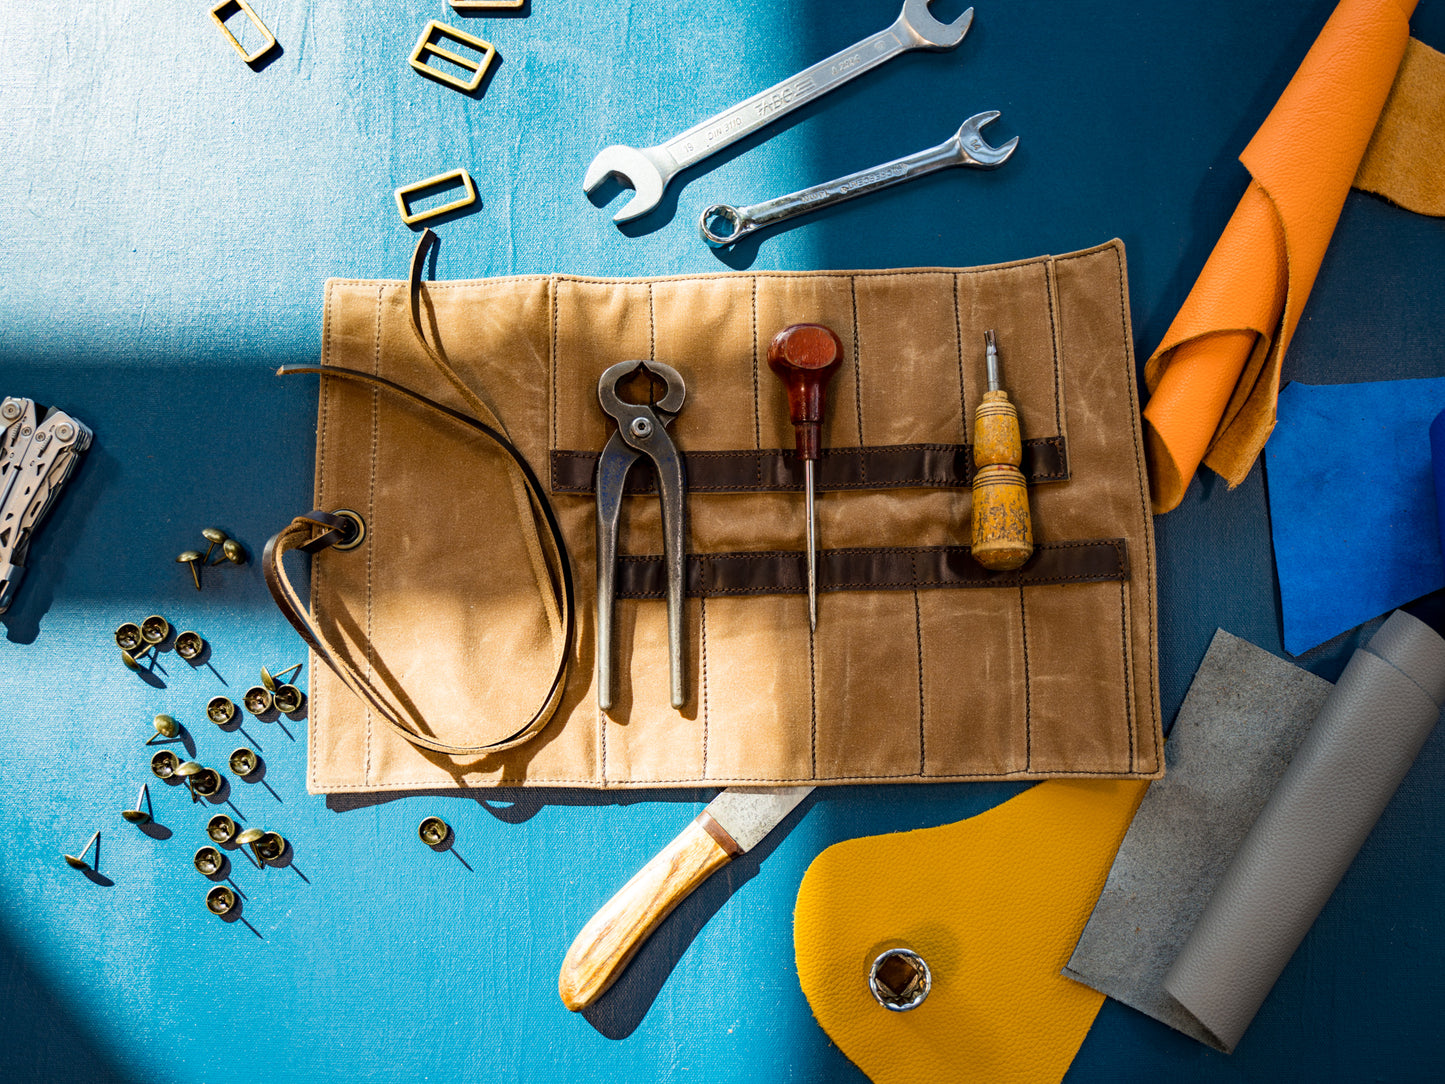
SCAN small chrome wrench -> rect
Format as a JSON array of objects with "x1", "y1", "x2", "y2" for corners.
[
  {"x1": 699, "y1": 111, "x2": 1017, "y2": 247},
  {"x1": 583, "y1": 0, "x2": 973, "y2": 223}
]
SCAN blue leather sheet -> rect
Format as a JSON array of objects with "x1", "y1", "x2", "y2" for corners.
[
  {"x1": 1434, "y1": 408, "x2": 1445, "y2": 554},
  {"x1": 2, "y1": 2, "x2": 1445, "y2": 1082},
  {"x1": 1266, "y1": 378, "x2": 1445, "y2": 656}
]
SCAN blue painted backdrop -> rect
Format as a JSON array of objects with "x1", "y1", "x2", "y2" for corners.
[{"x1": 2, "y1": 1, "x2": 1443, "y2": 1081}]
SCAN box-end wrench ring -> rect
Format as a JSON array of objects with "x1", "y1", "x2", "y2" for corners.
[
  {"x1": 699, "y1": 111, "x2": 1017, "y2": 248},
  {"x1": 583, "y1": 0, "x2": 973, "y2": 224}
]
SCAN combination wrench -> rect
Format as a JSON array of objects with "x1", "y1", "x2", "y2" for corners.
[
  {"x1": 583, "y1": 0, "x2": 973, "y2": 224},
  {"x1": 699, "y1": 111, "x2": 1017, "y2": 247}
]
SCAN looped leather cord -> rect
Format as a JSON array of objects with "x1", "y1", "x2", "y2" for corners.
[{"x1": 262, "y1": 233, "x2": 575, "y2": 757}]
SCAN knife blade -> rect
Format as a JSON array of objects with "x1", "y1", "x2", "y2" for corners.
[{"x1": 558, "y1": 785, "x2": 813, "y2": 1011}]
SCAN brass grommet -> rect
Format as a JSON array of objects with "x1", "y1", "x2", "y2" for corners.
[
  {"x1": 272, "y1": 684, "x2": 303, "y2": 714},
  {"x1": 331, "y1": 508, "x2": 367, "y2": 551},
  {"x1": 254, "y1": 831, "x2": 286, "y2": 863},
  {"x1": 174, "y1": 631, "x2": 205, "y2": 660},
  {"x1": 115, "y1": 622, "x2": 143, "y2": 651},
  {"x1": 207, "y1": 814, "x2": 237, "y2": 844},
  {"x1": 150, "y1": 750, "x2": 181, "y2": 779},
  {"x1": 206, "y1": 885, "x2": 236, "y2": 915},
  {"x1": 153, "y1": 713, "x2": 179, "y2": 739},
  {"x1": 63, "y1": 830, "x2": 100, "y2": 871},
  {"x1": 229, "y1": 748, "x2": 259, "y2": 777},
  {"x1": 194, "y1": 846, "x2": 225, "y2": 876},
  {"x1": 243, "y1": 685, "x2": 273, "y2": 715},
  {"x1": 121, "y1": 783, "x2": 152, "y2": 824},
  {"x1": 207, "y1": 696, "x2": 237, "y2": 726},
  {"x1": 418, "y1": 816, "x2": 450, "y2": 846},
  {"x1": 869, "y1": 948, "x2": 932, "y2": 1012},
  {"x1": 140, "y1": 615, "x2": 171, "y2": 645}
]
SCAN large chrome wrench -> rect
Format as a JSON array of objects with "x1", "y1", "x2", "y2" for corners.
[
  {"x1": 699, "y1": 111, "x2": 1017, "y2": 247},
  {"x1": 583, "y1": 0, "x2": 973, "y2": 223}
]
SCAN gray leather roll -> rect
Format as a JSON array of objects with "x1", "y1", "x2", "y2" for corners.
[{"x1": 1161, "y1": 610, "x2": 1445, "y2": 1052}]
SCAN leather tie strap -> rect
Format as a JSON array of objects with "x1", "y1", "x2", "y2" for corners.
[{"x1": 263, "y1": 233, "x2": 576, "y2": 758}]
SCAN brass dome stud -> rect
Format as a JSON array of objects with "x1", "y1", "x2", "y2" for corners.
[
  {"x1": 220, "y1": 538, "x2": 247, "y2": 566},
  {"x1": 272, "y1": 684, "x2": 303, "y2": 714},
  {"x1": 207, "y1": 814, "x2": 238, "y2": 844},
  {"x1": 254, "y1": 831, "x2": 286, "y2": 864},
  {"x1": 139, "y1": 615, "x2": 171, "y2": 645},
  {"x1": 174, "y1": 631, "x2": 205, "y2": 661},
  {"x1": 150, "y1": 750, "x2": 181, "y2": 779},
  {"x1": 418, "y1": 816, "x2": 450, "y2": 847},
  {"x1": 121, "y1": 783, "x2": 152, "y2": 825},
  {"x1": 206, "y1": 885, "x2": 236, "y2": 915},
  {"x1": 243, "y1": 685, "x2": 273, "y2": 716},
  {"x1": 189, "y1": 767, "x2": 222, "y2": 799},
  {"x1": 63, "y1": 830, "x2": 100, "y2": 871},
  {"x1": 114, "y1": 622, "x2": 143, "y2": 651},
  {"x1": 153, "y1": 713, "x2": 179, "y2": 739},
  {"x1": 206, "y1": 696, "x2": 237, "y2": 726},
  {"x1": 194, "y1": 846, "x2": 225, "y2": 876},
  {"x1": 229, "y1": 748, "x2": 259, "y2": 777},
  {"x1": 121, "y1": 644, "x2": 155, "y2": 670},
  {"x1": 201, "y1": 527, "x2": 228, "y2": 566},
  {"x1": 176, "y1": 550, "x2": 204, "y2": 590}
]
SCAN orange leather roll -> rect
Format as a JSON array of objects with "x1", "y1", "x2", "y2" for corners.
[{"x1": 1143, "y1": 0, "x2": 1418, "y2": 513}]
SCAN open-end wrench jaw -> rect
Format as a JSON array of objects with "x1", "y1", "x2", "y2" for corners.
[
  {"x1": 954, "y1": 111, "x2": 1018, "y2": 168},
  {"x1": 582, "y1": 145, "x2": 673, "y2": 224},
  {"x1": 897, "y1": 0, "x2": 973, "y2": 48}
]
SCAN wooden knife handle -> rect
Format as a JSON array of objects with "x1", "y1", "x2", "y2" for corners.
[{"x1": 558, "y1": 814, "x2": 736, "y2": 1011}]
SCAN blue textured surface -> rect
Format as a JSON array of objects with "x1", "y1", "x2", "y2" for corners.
[
  {"x1": 2, "y1": 2, "x2": 1444, "y2": 1081},
  {"x1": 1266, "y1": 379, "x2": 1445, "y2": 656}
]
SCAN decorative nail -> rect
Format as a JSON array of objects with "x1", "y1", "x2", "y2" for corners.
[
  {"x1": 220, "y1": 538, "x2": 247, "y2": 566},
  {"x1": 207, "y1": 814, "x2": 238, "y2": 844},
  {"x1": 153, "y1": 713, "x2": 179, "y2": 739},
  {"x1": 229, "y1": 748, "x2": 259, "y2": 777},
  {"x1": 150, "y1": 749, "x2": 181, "y2": 779},
  {"x1": 272, "y1": 684, "x2": 303, "y2": 714},
  {"x1": 114, "y1": 622, "x2": 143, "y2": 651},
  {"x1": 206, "y1": 885, "x2": 236, "y2": 915},
  {"x1": 63, "y1": 830, "x2": 100, "y2": 870},
  {"x1": 121, "y1": 644, "x2": 155, "y2": 670},
  {"x1": 194, "y1": 846, "x2": 225, "y2": 876},
  {"x1": 201, "y1": 527, "x2": 228, "y2": 565},
  {"x1": 121, "y1": 783, "x2": 152, "y2": 824},
  {"x1": 418, "y1": 817, "x2": 450, "y2": 846},
  {"x1": 207, "y1": 696, "x2": 237, "y2": 726},
  {"x1": 254, "y1": 831, "x2": 286, "y2": 863},
  {"x1": 176, "y1": 550, "x2": 204, "y2": 590},
  {"x1": 139, "y1": 615, "x2": 171, "y2": 645},
  {"x1": 243, "y1": 685, "x2": 273, "y2": 715},
  {"x1": 174, "y1": 631, "x2": 205, "y2": 660}
]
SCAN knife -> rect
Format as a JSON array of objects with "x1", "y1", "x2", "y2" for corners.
[{"x1": 558, "y1": 785, "x2": 813, "y2": 1010}]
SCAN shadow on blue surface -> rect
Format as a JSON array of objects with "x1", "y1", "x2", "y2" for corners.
[{"x1": 0, "y1": 925, "x2": 136, "y2": 1084}]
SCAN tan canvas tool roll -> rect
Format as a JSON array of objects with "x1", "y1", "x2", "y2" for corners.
[{"x1": 272, "y1": 237, "x2": 1162, "y2": 793}]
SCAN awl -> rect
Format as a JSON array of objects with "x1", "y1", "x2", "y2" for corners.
[{"x1": 558, "y1": 785, "x2": 813, "y2": 1011}]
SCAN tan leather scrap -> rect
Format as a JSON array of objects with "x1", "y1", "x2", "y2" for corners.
[{"x1": 295, "y1": 239, "x2": 1161, "y2": 792}]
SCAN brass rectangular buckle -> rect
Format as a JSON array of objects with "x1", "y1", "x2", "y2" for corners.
[
  {"x1": 394, "y1": 170, "x2": 479, "y2": 226},
  {"x1": 409, "y1": 20, "x2": 497, "y2": 94},
  {"x1": 209, "y1": 0, "x2": 278, "y2": 65}
]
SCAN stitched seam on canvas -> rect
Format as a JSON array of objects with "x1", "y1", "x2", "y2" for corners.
[
  {"x1": 550, "y1": 278, "x2": 559, "y2": 484},
  {"x1": 314, "y1": 285, "x2": 334, "y2": 795},
  {"x1": 700, "y1": 595, "x2": 709, "y2": 779},
  {"x1": 1044, "y1": 260, "x2": 1063, "y2": 436},
  {"x1": 751, "y1": 276, "x2": 761, "y2": 456},
  {"x1": 1121, "y1": 579, "x2": 1134, "y2": 773},
  {"x1": 953, "y1": 273, "x2": 967, "y2": 434},
  {"x1": 809, "y1": 618, "x2": 817, "y2": 778},
  {"x1": 913, "y1": 566, "x2": 925, "y2": 777},
  {"x1": 1104, "y1": 242, "x2": 1158, "y2": 767},
  {"x1": 648, "y1": 282, "x2": 655, "y2": 361},
  {"x1": 850, "y1": 278, "x2": 865, "y2": 480},
  {"x1": 1020, "y1": 583, "x2": 1031, "y2": 772},
  {"x1": 365, "y1": 285, "x2": 383, "y2": 785}
]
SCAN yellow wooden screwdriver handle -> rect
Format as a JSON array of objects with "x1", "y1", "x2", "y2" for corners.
[{"x1": 971, "y1": 333, "x2": 1033, "y2": 571}]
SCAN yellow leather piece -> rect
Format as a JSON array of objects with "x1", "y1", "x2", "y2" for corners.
[{"x1": 794, "y1": 780, "x2": 1147, "y2": 1084}]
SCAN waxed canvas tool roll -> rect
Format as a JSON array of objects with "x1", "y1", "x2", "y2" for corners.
[{"x1": 304, "y1": 239, "x2": 1161, "y2": 792}]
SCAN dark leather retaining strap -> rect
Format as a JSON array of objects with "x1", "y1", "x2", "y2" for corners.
[
  {"x1": 550, "y1": 437, "x2": 1068, "y2": 495},
  {"x1": 613, "y1": 539, "x2": 1128, "y2": 599}
]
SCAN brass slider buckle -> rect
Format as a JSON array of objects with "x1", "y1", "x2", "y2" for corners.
[
  {"x1": 394, "y1": 169, "x2": 478, "y2": 227},
  {"x1": 209, "y1": 0, "x2": 279, "y2": 65},
  {"x1": 408, "y1": 20, "x2": 496, "y2": 94}
]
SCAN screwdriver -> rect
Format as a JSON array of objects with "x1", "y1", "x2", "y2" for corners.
[
  {"x1": 768, "y1": 323, "x2": 843, "y2": 631},
  {"x1": 970, "y1": 329, "x2": 1034, "y2": 570}
]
